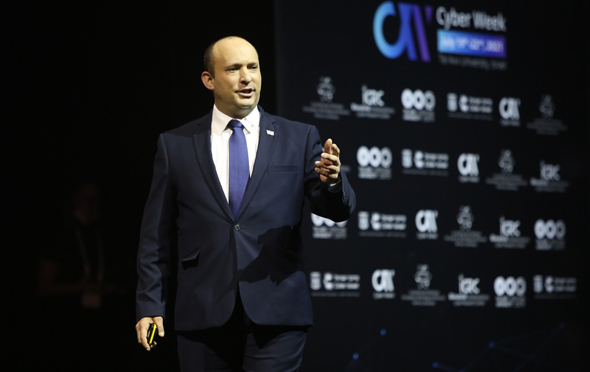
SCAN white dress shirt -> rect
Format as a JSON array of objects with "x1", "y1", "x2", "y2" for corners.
[{"x1": 210, "y1": 105, "x2": 261, "y2": 202}]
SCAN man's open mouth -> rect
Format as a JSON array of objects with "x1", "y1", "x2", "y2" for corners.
[{"x1": 237, "y1": 88, "x2": 254, "y2": 98}]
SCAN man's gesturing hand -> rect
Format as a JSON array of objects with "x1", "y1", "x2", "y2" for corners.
[
  {"x1": 136, "y1": 316, "x2": 165, "y2": 351},
  {"x1": 315, "y1": 138, "x2": 341, "y2": 185}
]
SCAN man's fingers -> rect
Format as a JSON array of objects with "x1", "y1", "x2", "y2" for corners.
[
  {"x1": 136, "y1": 323, "x2": 142, "y2": 344},
  {"x1": 154, "y1": 316, "x2": 165, "y2": 337},
  {"x1": 135, "y1": 319, "x2": 150, "y2": 350},
  {"x1": 315, "y1": 160, "x2": 338, "y2": 171},
  {"x1": 324, "y1": 138, "x2": 333, "y2": 155},
  {"x1": 317, "y1": 138, "x2": 341, "y2": 184},
  {"x1": 331, "y1": 143, "x2": 340, "y2": 158},
  {"x1": 321, "y1": 153, "x2": 340, "y2": 166},
  {"x1": 315, "y1": 166, "x2": 339, "y2": 176}
]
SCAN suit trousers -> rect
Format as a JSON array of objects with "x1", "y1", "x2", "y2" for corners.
[{"x1": 177, "y1": 293, "x2": 308, "y2": 372}]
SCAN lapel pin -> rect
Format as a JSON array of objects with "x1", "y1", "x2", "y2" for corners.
[{"x1": 266, "y1": 130, "x2": 275, "y2": 136}]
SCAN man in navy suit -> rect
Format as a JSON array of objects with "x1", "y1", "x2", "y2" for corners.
[{"x1": 135, "y1": 36, "x2": 356, "y2": 371}]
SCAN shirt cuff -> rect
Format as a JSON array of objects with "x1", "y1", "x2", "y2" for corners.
[{"x1": 326, "y1": 176, "x2": 342, "y2": 193}]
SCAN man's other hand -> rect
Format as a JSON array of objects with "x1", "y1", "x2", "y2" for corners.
[
  {"x1": 135, "y1": 316, "x2": 164, "y2": 351},
  {"x1": 315, "y1": 138, "x2": 341, "y2": 185}
]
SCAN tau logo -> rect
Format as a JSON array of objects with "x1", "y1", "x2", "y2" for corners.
[
  {"x1": 544, "y1": 276, "x2": 555, "y2": 293},
  {"x1": 533, "y1": 275, "x2": 544, "y2": 294},
  {"x1": 539, "y1": 95, "x2": 555, "y2": 118},
  {"x1": 310, "y1": 272, "x2": 322, "y2": 291},
  {"x1": 494, "y1": 276, "x2": 526, "y2": 297},
  {"x1": 362, "y1": 85, "x2": 385, "y2": 107},
  {"x1": 458, "y1": 153, "x2": 479, "y2": 176},
  {"x1": 401, "y1": 149, "x2": 413, "y2": 168},
  {"x1": 370, "y1": 212, "x2": 383, "y2": 231},
  {"x1": 311, "y1": 213, "x2": 347, "y2": 228},
  {"x1": 372, "y1": 269, "x2": 395, "y2": 292},
  {"x1": 415, "y1": 264, "x2": 432, "y2": 289},
  {"x1": 456, "y1": 206, "x2": 474, "y2": 231},
  {"x1": 458, "y1": 95, "x2": 470, "y2": 112},
  {"x1": 413, "y1": 150, "x2": 425, "y2": 168},
  {"x1": 323, "y1": 272, "x2": 334, "y2": 291},
  {"x1": 357, "y1": 146, "x2": 393, "y2": 168},
  {"x1": 317, "y1": 77, "x2": 335, "y2": 103},
  {"x1": 540, "y1": 161, "x2": 560, "y2": 181},
  {"x1": 498, "y1": 149, "x2": 515, "y2": 173},
  {"x1": 500, "y1": 217, "x2": 520, "y2": 237},
  {"x1": 447, "y1": 93, "x2": 458, "y2": 112},
  {"x1": 534, "y1": 219, "x2": 566, "y2": 240},
  {"x1": 416, "y1": 210, "x2": 438, "y2": 233},
  {"x1": 373, "y1": 2, "x2": 432, "y2": 61},
  {"x1": 499, "y1": 97, "x2": 520, "y2": 120},
  {"x1": 401, "y1": 89, "x2": 436, "y2": 111},
  {"x1": 357, "y1": 211, "x2": 384, "y2": 231},
  {"x1": 358, "y1": 211, "x2": 370, "y2": 231},
  {"x1": 458, "y1": 274, "x2": 480, "y2": 295}
]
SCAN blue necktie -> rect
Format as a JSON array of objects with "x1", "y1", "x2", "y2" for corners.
[{"x1": 227, "y1": 120, "x2": 249, "y2": 219}]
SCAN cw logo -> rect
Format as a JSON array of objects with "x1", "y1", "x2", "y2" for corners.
[
  {"x1": 415, "y1": 210, "x2": 438, "y2": 233},
  {"x1": 372, "y1": 269, "x2": 395, "y2": 292},
  {"x1": 458, "y1": 153, "x2": 479, "y2": 176},
  {"x1": 373, "y1": 2, "x2": 433, "y2": 61}
]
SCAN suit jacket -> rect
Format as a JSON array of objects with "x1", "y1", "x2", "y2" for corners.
[{"x1": 136, "y1": 107, "x2": 356, "y2": 331}]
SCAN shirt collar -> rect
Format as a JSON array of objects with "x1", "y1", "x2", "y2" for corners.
[{"x1": 211, "y1": 105, "x2": 261, "y2": 135}]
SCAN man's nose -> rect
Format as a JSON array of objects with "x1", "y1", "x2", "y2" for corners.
[{"x1": 239, "y1": 68, "x2": 251, "y2": 84}]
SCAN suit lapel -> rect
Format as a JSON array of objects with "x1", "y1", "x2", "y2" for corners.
[
  {"x1": 236, "y1": 109, "x2": 277, "y2": 219},
  {"x1": 192, "y1": 113, "x2": 233, "y2": 220}
]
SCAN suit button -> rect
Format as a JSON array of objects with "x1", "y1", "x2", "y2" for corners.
[{"x1": 234, "y1": 224, "x2": 241, "y2": 231}]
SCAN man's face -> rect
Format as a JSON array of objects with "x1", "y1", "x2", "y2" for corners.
[{"x1": 204, "y1": 38, "x2": 262, "y2": 119}]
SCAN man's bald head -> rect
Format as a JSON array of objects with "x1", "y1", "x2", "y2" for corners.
[
  {"x1": 200, "y1": 36, "x2": 262, "y2": 118},
  {"x1": 203, "y1": 36, "x2": 258, "y2": 77}
]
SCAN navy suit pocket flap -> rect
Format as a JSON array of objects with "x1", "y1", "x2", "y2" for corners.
[
  {"x1": 268, "y1": 165, "x2": 298, "y2": 172},
  {"x1": 181, "y1": 250, "x2": 200, "y2": 270}
]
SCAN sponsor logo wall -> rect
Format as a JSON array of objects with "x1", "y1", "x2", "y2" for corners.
[{"x1": 276, "y1": 0, "x2": 586, "y2": 370}]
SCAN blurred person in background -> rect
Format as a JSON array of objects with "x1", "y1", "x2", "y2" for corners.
[{"x1": 37, "y1": 179, "x2": 132, "y2": 370}]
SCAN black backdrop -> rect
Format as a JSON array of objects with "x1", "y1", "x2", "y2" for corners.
[
  {"x1": 3, "y1": 0, "x2": 589, "y2": 371},
  {"x1": 275, "y1": 1, "x2": 590, "y2": 371}
]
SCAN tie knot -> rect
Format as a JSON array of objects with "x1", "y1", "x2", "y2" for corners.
[{"x1": 228, "y1": 120, "x2": 243, "y2": 131}]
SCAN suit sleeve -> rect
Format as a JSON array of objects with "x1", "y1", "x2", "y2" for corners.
[
  {"x1": 136, "y1": 134, "x2": 176, "y2": 322},
  {"x1": 304, "y1": 125, "x2": 356, "y2": 222}
]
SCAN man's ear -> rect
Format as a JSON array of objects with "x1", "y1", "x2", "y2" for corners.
[{"x1": 201, "y1": 71, "x2": 214, "y2": 91}]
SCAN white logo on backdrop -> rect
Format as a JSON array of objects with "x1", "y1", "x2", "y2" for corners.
[
  {"x1": 302, "y1": 77, "x2": 351, "y2": 120},
  {"x1": 311, "y1": 213, "x2": 348, "y2": 240},
  {"x1": 530, "y1": 161, "x2": 570, "y2": 193},
  {"x1": 401, "y1": 264, "x2": 445, "y2": 306},
  {"x1": 485, "y1": 149, "x2": 527, "y2": 191},
  {"x1": 372, "y1": 269, "x2": 396, "y2": 300},
  {"x1": 457, "y1": 153, "x2": 480, "y2": 183},
  {"x1": 401, "y1": 89, "x2": 436, "y2": 122},
  {"x1": 494, "y1": 276, "x2": 527, "y2": 308},
  {"x1": 534, "y1": 219, "x2": 566, "y2": 251},
  {"x1": 448, "y1": 274, "x2": 491, "y2": 307},
  {"x1": 357, "y1": 146, "x2": 393, "y2": 180},
  {"x1": 489, "y1": 216, "x2": 530, "y2": 249},
  {"x1": 416, "y1": 210, "x2": 439, "y2": 240},
  {"x1": 350, "y1": 85, "x2": 396, "y2": 119},
  {"x1": 527, "y1": 95, "x2": 568, "y2": 135},
  {"x1": 444, "y1": 206, "x2": 487, "y2": 248}
]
